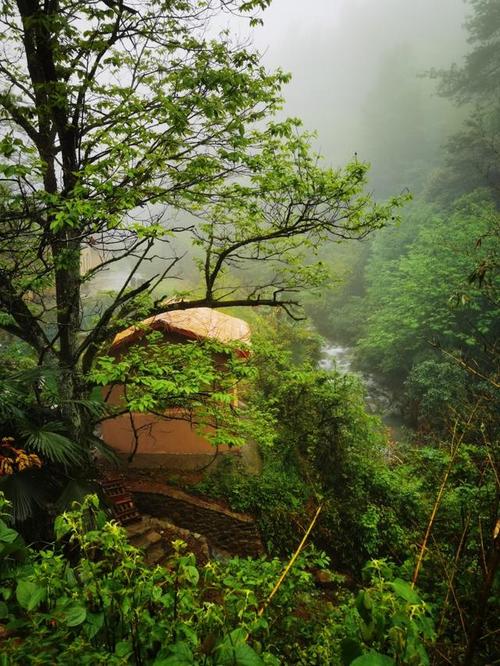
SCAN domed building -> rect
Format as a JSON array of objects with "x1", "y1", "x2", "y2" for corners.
[{"x1": 101, "y1": 308, "x2": 251, "y2": 471}]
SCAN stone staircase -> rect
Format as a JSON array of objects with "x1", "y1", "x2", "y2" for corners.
[
  {"x1": 99, "y1": 473, "x2": 264, "y2": 563},
  {"x1": 129, "y1": 481, "x2": 265, "y2": 558},
  {"x1": 125, "y1": 515, "x2": 210, "y2": 567}
]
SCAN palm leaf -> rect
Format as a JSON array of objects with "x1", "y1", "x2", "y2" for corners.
[
  {"x1": 0, "y1": 378, "x2": 25, "y2": 421},
  {"x1": 20, "y1": 422, "x2": 83, "y2": 468},
  {"x1": 0, "y1": 474, "x2": 46, "y2": 523},
  {"x1": 54, "y1": 479, "x2": 100, "y2": 513},
  {"x1": 71, "y1": 398, "x2": 109, "y2": 419}
]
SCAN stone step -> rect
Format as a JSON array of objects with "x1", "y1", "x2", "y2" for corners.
[
  {"x1": 125, "y1": 518, "x2": 149, "y2": 537},
  {"x1": 130, "y1": 529, "x2": 162, "y2": 549},
  {"x1": 125, "y1": 513, "x2": 211, "y2": 567},
  {"x1": 145, "y1": 543, "x2": 168, "y2": 567}
]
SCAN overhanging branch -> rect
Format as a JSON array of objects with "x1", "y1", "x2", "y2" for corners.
[{"x1": 0, "y1": 270, "x2": 51, "y2": 354}]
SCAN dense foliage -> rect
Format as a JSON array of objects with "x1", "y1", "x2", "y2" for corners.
[
  {"x1": 0, "y1": 1, "x2": 498, "y2": 665},
  {"x1": 0, "y1": 0, "x2": 400, "y2": 474},
  {"x1": 0, "y1": 494, "x2": 435, "y2": 665},
  {"x1": 302, "y1": 3, "x2": 500, "y2": 662},
  {"x1": 430, "y1": 0, "x2": 500, "y2": 204},
  {"x1": 197, "y1": 318, "x2": 419, "y2": 570}
]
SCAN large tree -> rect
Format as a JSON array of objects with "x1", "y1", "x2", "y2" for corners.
[
  {"x1": 0, "y1": 0, "x2": 397, "y2": 453},
  {"x1": 430, "y1": 0, "x2": 500, "y2": 204}
]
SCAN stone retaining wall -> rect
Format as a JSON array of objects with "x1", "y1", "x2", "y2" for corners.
[{"x1": 128, "y1": 480, "x2": 264, "y2": 558}]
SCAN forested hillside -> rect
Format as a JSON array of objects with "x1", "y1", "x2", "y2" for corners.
[
  {"x1": 304, "y1": 2, "x2": 500, "y2": 661},
  {"x1": 0, "y1": 0, "x2": 498, "y2": 664}
]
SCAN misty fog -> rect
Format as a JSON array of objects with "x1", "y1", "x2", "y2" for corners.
[
  {"x1": 2, "y1": 4, "x2": 498, "y2": 660},
  {"x1": 249, "y1": 0, "x2": 468, "y2": 195},
  {"x1": 95, "y1": 1, "x2": 471, "y2": 287}
]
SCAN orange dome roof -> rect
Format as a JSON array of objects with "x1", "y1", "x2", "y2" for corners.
[{"x1": 110, "y1": 307, "x2": 251, "y2": 356}]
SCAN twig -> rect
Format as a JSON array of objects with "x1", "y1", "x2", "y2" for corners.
[
  {"x1": 436, "y1": 514, "x2": 471, "y2": 637},
  {"x1": 430, "y1": 535, "x2": 468, "y2": 639},
  {"x1": 258, "y1": 503, "x2": 322, "y2": 617},
  {"x1": 412, "y1": 403, "x2": 480, "y2": 587}
]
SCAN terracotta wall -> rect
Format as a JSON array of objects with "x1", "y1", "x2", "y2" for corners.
[
  {"x1": 101, "y1": 405, "x2": 223, "y2": 457},
  {"x1": 100, "y1": 338, "x2": 232, "y2": 463}
]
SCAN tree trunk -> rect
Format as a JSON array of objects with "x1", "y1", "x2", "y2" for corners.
[{"x1": 52, "y1": 232, "x2": 88, "y2": 446}]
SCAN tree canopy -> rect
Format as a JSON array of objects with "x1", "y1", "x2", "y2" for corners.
[
  {"x1": 0, "y1": 0, "x2": 398, "y2": 435},
  {"x1": 430, "y1": 0, "x2": 500, "y2": 203}
]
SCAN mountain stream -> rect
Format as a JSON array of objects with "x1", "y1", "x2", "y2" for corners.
[{"x1": 319, "y1": 344, "x2": 405, "y2": 441}]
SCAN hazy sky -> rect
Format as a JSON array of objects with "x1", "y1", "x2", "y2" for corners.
[{"x1": 237, "y1": 0, "x2": 468, "y2": 166}]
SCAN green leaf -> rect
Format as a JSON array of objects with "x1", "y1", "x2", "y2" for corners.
[
  {"x1": 54, "y1": 515, "x2": 72, "y2": 541},
  {"x1": 182, "y1": 565, "x2": 200, "y2": 585},
  {"x1": 0, "y1": 601, "x2": 9, "y2": 619},
  {"x1": 390, "y1": 579, "x2": 421, "y2": 604},
  {"x1": 115, "y1": 641, "x2": 133, "y2": 659},
  {"x1": 85, "y1": 611, "x2": 104, "y2": 639},
  {"x1": 115, "y1": 641, "x2": 134, "y2": 659},
  {"x1": 217, "y1": 645, "x2": 264, "y2": 665},
  {"x1": 231, "y1": 645, "x2": 265, "y2": 665},
  {"x1": 15, "y1": 580, "x2": 46, "y2": 611},
  {"x1": 359, "y1": 620, "x2": 375, "y2": 642},
  {"x1": 153, "y1": 642, "x2": 194, "y2": 665},
  {"x1": 62, "y1": 603, "x2": 87, "y2": 627},
  {"x1": 0, "y1": 540, "x2": 27, "y2": 560},
  {"x1": 0, "y1": 587, "x2": 12, "y2": 601},
  {"x1": 215, "y1": 631, "x2": 264, "y2": 666},
  {"x1": 356, "y1": 591, "x2": 372, "y2": 623},
  {"x1": 341, "y1": 638, "x2": 363, "y2": 665},
  {"x1": 153, "y1": 656, "x2": 194, "y2": 665},
  {"x1": 351, "y1": 654, "x2": 395, "y2": 666},
  {"x1": 0, "y1": 520, "x2": 19, "y2": 544},
  {"x1": 21, "y1": 421, "x2": 83, "y2": 468}
]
